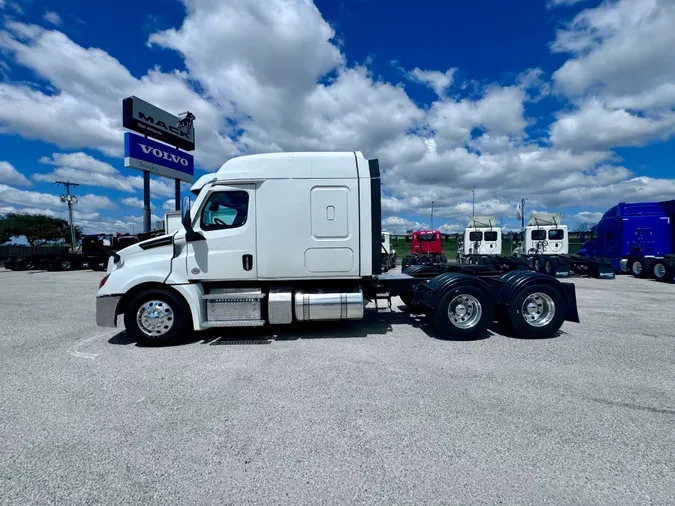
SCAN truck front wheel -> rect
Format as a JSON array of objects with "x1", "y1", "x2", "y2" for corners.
[
  {"x1": 124, "y1": 289, "x2": 190, "y2": 346},
  {"x1": 433, "y1": 286, "x2": 493, "y2": 340}
]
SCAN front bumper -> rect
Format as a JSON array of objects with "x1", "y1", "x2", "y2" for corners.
[{"x1": 96, "y1": 295, "x2": 121, "y2": 327}]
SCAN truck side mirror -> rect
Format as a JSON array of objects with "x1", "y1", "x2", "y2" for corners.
[{"x1": 181, "y1": 196, "x2": 205, "y2": 242}]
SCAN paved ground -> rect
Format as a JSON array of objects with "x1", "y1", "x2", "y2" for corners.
[{"x1": 1, "y1": 268, "x2": 674, "y2": 505}]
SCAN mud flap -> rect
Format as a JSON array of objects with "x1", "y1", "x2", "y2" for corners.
[{"x1": 561, "y1": 283, "x2": 580, "y2": 323}]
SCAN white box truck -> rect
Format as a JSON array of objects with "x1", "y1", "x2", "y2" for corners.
[{"x1": 96, "y1": 152, "x2": 580, "y2": 344}]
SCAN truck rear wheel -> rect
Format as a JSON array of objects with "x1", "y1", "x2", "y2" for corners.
[
  {"x1": 433, "y1": 286, "x2": 493, "y2": 340},
  {"x1": 653, "y1": 259, "x2": 674, "y2": 282},
  {"x1": 631, "y1": 258, "x2": 650, "y2": 278},
  {"x1": 508, "y1": 283, "x2": 566, "y2": 339},
  {"x1": 124, "y1": 289, "x2": 190, "y2": 346},
  {"x1": 59, "y1": 259, "x2": 73, "y2": 271}
]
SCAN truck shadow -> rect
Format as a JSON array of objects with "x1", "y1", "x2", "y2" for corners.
[{"x1": 108, "y1": 307, "x2": 514, "y2": 347}]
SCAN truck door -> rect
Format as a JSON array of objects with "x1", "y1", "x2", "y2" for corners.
[{"x1": 186, "y1": 184, "x2": 257, "y2": 280}]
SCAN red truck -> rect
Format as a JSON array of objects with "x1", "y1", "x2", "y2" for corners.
[{"x1": 402, "y1": 229, "x2": 448, "y2": 269}]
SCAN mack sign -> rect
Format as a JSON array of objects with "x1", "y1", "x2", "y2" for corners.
[
  {"x1": 124, "y1": 132, "x2": 194, "y2": 183},
  {"x1": 123, "y1": 96, "x2": 195, "y2": 151}
]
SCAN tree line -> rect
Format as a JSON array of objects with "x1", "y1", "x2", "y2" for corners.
[{"x1": 0, "y1": 213, "x2": 83, "y2": 246}]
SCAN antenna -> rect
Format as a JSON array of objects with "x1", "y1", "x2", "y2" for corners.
[{"x1": 55, "y1": 180, "x2": 79, "y2": 249}]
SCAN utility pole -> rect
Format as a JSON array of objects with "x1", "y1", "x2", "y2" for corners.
[
  {"x1": 472, "y1": 186, "x2": 476, "y2": 217},
  {"x1": 431, "y1": 201, "x2": 435, "y2": 229},
  {"x1": 56, "y1": 181, "x2": 79, "y2": 250}
]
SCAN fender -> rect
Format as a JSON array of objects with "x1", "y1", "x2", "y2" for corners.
[{"x1": 418, "y1": 272, "x2": 492, "y2": 310}]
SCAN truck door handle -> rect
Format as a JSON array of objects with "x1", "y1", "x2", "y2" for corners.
[{"x1": 242, "y1": 254, "x2": 253, "y2": 271}]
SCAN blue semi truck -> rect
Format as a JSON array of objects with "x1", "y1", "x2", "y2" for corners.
[{"x1": 578, "y1": 200, "x2": 675, "y2": 282}]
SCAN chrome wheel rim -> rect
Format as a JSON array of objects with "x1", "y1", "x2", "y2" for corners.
[
  {"x1": 448, "y1": 294, "x2": 482, "y2": 329},
  {"x1": 521, "y1": 292, "x2": 555, "y2": 328},
  {"x1": 654, "y1": 263, "x2": 666, "y2": 278},
  {"x1": 136, "y1": 300, "x2": 174, "y2": 337},
  {"x1": 545, "y1": 261, "x2": 552, "y2": 274},
  {"x1": 632, "y1": 261, "x2": 642, "y2": 275},
  {"x1": 619, "y1": 259, "x2": 628, "y2": 272}
]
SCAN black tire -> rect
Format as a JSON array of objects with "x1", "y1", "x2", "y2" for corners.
[
  {"x1": 631, "y1": 257, "x2": 651, "y2": 278},
  {"x1": 123, "y1": 289, "x2": 191, "y2": 345},
  {"x1": 533, "y1": 257, "x2": 542, "y2": 272},
  {"x1": 652, "y1": 258, "x2": 675, "y2": 282},
  {"x1": 433, "y1": 285, "x2": 493, "y2": 340},
  {"x1": 508, "y1": 283, "x2": 566, "y2": 339},
  {"x1": 544, "y1": 259, "x2": 554, "y2": 276},
  {"x1": 23, "y1": 260, "x2": 35, "y2": 270},
  {"x1": 59, "y1": 259, "x2": 73, "y2": 271}
]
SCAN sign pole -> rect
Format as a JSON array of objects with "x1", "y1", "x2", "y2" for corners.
[
  {"x1": 143, "y1": 170, "x2": 151, "y2": 233},
  {"x1": 175, "y1": 179, "x2": 181, "y2": 211}
]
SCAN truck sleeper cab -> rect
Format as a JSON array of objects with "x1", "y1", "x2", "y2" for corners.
[{"x1": 96, "y1": 152, "x2": 580, "y2": 344}]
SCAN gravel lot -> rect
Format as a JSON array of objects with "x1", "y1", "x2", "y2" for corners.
[{"x1": 1, "y1": 267, "x2": 674, "y2": 505}]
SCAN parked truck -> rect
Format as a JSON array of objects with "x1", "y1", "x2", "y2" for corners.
[
  {"x1": 580, "y1": 200, "x2": 675, "y2": 282},
  {"x1": 401, "y1": 229, "x2": 448, "y2": 269},
  {"x1": 512, "y1": 213, "x2": 615, "y2": 279},
  {"x1": 95, "y1": 151, "x2": 580, "y2": 345},
  {"x1": 381, "y1": 231, "x2": 397, "y2": 272},
  {"x1": 455, "y1": 216, "x2": 529, "y2": 273}
]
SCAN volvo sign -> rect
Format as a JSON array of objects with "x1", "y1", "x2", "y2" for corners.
[
  {"x1": 123, "y1": 96, "x2": 195, "y2": 151},
  {"x1": 124, "y1": 132, "x2": 194, "y2": 183}
]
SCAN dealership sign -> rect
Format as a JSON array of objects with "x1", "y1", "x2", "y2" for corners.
[
  {"x1": 123, "y1": 96, "x2": 195, "y2": 151},
  {"x1": 124, "y1": 132, "x2": 194, "y2": 183}
]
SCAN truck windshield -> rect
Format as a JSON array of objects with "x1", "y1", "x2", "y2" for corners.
[
  {"x1": 548, "y1": 229, "x2": 564, "y2": 240},
  {"x1": 418, "y1": 233, "x2": 436, "y2": 241},
  {"x1": 484, "y1": 231, "x2": 498, "y2": 241},
  {"x1": 469, "y1": 232, "x2": 482, "y2": 241}
]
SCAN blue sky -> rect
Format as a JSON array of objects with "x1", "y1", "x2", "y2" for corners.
[{"x1": 1, "y1": 0, "x2": 674, "y2": 237}]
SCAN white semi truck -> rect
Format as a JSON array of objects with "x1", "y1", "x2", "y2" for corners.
[
  {"x1": 513, "y1": 213, "x2": 614, "y2": 279},
  {"x1": 96, "y1": 152, "x2": 580, "y2": 344},
  {"x1": 381, "y1": 232, "x2": 396, "y2": 272},
  {"x1": 457, "y1": 216, "x2": 501, "y2": 261}
]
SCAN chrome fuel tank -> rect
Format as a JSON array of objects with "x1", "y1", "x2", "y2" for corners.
[{"x1": 294, "y1": 289, "x2": 364, "y2": 321}]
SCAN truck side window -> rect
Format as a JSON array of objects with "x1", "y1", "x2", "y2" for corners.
[
  {"x1": 484, "y1": 231, "x2": 498, "y2": 241},
  {"x1": 532, "y1": 230, "x2": 546, "y2": 240},
  {"x1": 548, "y1": 229, "x2": 564, "y2": 240},
  {"x1": 201, "y1": 191, "x2": 249, "y2": 231},
  {"x1": 469, "y1": 231, "x2": 483, "y2": 241}
]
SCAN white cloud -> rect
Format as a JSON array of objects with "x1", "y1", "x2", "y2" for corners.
[
  {"x1": 407, "y1": 68, "x2": 456, "y2": 97},
  {"x1": 40, "y1": 152, "x2": 119, "y2": 174},
  {"x1": 550, "y1": 100, "x2": 675, "y2": 150},
  {"x1": 33, "y1": 151, "x2": 178, "y2": 198},
  {"x1": 548, "y1": 0, "x2": 587, "y2": 8},
  {"x1": 0, "y1": 161, "x2": 31, "y2": 186},
  {"x1": 0, "y1": 184, "x2": 115, "y2": 217},
  {"x1": 549, "y1": 0, "x2": 675, "y2": 150},
  {"x1": 121, "y1": 197, "x2": 144, "y2": 208},
  {"x1": 162, "y1": 199, "x2": 176, "y2": 211},
  {"x1": 426, "y1": 85, "x2": 528, "y2": 151},
  {"x1": 42, "y1": 11, "x2": 62, "y2": 26},
  {"x1": 572, "y1": 211, "x2": 603, "y2": 224},
  {"x1": 0, "y1": 23, "x2": 238, "y2": 169}
]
